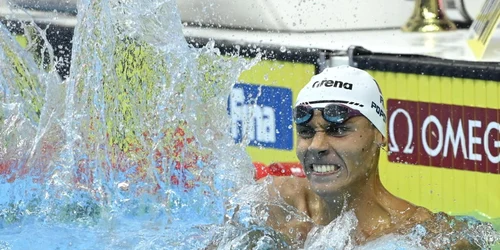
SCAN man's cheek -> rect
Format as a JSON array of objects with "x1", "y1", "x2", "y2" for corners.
[{"x1": 295, "y1": 145, "x2": 306, "y2": 159}]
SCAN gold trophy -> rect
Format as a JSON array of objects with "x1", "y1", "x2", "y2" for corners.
[{"x1": 402, "y1": 0, "x2": 457, "y2": 32}]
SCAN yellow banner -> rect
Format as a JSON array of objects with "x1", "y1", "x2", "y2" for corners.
[
  {"x1": 14, "y1": 30, "x2": 499, "y2": 223},
  {"x1": 235, "y1": 60, "x2": 316, "y2": 165},
  {"x1": 371, "y1": 70, "x2": 500, "y2": 219},
  {"x1": 236, "y1": 60, "x2": 500, "y2": 219}
]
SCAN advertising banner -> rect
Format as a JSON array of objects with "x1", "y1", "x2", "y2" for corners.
[
  {"x1": 367, "y1": 68, "x2": 500, "y2": 218},
  {"x1": 233, "y1": 59, "x2": 316, "y2": 165},
  {"x1": 8, "y1": 20, "x2": 500, "y2": 220}
]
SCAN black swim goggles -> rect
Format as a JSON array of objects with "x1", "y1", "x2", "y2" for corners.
[{"x1": 293, "y1": 103, "x2": 362, "y2": 125}]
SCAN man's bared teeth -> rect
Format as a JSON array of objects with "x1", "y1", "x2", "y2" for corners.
[{"x1": 312, "y1": 164, "x2": 340, "y2": 173}]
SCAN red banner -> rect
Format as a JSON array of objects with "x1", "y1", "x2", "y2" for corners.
[{"x1": 387, "y1": 99, "x2": 500, "y2": 174}]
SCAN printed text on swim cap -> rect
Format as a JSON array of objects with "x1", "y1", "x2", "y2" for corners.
[
  {"x1": 312, "y1": 80, "x2": 353, "y2": 90},
  {"x1": 371, "y1": 101, "x2": 387, "y2": 123}
]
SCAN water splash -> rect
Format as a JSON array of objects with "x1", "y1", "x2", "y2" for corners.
[
  {"x1": 1, "y1": 0, "x2": 257, "y2": 247},
  {"x1": 63, "y1": 0, "x2": 256, "y2": 218},
  {"x1": 303, "y1": 210, "x2": 358, "y2": 249}
]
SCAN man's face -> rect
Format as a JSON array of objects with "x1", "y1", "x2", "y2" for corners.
[{"x1": 295, "y1": 109, "x2": 380, "y2": 198}]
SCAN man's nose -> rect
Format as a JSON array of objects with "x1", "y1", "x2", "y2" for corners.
[{"x1": 308, "y1": 131, "x2": 329, "y2": 158}]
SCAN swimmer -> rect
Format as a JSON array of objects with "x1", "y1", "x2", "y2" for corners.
[{"x1": 261, "y1": 66, "x2": 490, "y2": 249}]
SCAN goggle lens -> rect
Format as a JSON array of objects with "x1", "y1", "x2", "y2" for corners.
[{"x1": 293, "y1": 104, "x2": 360, "y2": 125}]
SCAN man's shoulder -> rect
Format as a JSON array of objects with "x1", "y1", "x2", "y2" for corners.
[
  {"x1": 401, "y1": 209, "x2": 494, "y2": 249},
  {"x1": 258, "y1": 175, "x2": 319, "y2": 213},
  {"x1": 410, "y1": 206, "x2": 434, "y2": 223},
  {"x1": 259, "y1": 176, "x2": 311, "y2": 199}
]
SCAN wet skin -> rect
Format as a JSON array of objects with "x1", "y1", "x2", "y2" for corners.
[
  {"x1": 295, "y1": 110, "x2": 381, "y2": 202},
  {"x1": 261, "y1": 110, "x2": 483, "y2": 249}
]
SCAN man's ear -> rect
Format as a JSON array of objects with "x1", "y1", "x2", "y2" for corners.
[
  {"x1": 370, "y1": 124, "x2": 387, "y2": 148},
  {"x1": 375, "y1": 129, "x2": 387, "y2": 148}
]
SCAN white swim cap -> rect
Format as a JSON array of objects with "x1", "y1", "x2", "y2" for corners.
[{"x1": 295, "y1": 65, "x2": 387, "y2": 137}]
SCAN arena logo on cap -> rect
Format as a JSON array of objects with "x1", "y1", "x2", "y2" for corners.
[
  {"x1": 387, "y1": 99, "x2": 500, "y2": 174},
  {"x1": 228, "y1": 83, "x2": 293, "y2": 150},
  {"x1": 311, "y1": 80, "x2": 353, "y2": 90}
]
